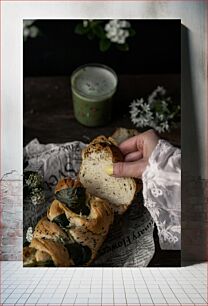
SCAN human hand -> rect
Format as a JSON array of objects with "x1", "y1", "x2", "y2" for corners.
[{"x1": 109, "y1": 129, "x2": 159, "y2": 178}]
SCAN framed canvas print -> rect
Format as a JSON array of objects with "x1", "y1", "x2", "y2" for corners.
[{"x1": 23, "y1": 19, "x2": 181, "y2": 267}]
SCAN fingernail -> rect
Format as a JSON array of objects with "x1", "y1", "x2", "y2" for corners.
[{"x1": 104, "y1": 165, "x2": 113, "y2": 176}]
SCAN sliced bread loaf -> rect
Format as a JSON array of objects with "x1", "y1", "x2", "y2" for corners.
[{"x1": 79, "y1": 136, "x2": 138, "y2": 214}]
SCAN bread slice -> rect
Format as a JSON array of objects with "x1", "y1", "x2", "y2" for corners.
[
  {"x1": 79, "y1": 136, "x2": 137, "y2": 214},
  {"x1": 111, "y1": 127, "x2": 138, "y2": 145}
]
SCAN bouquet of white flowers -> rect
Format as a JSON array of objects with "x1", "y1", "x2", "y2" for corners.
[
  {"x1": 129, "y1": 86, "x2": 180, "y2": 133},
  {"x1": 75, "y1": 19, "x2": 136, "y2": 52}
]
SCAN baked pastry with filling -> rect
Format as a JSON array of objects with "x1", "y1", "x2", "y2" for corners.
[{"x1": 23, "y1": 178, "x2": 113, "y2": 267}]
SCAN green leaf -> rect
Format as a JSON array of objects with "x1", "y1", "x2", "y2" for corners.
[
  {"x1": 92, "y1": 24, "x2": 105, "y2": 39},
  {"x1": 93, "y1": 20, "x2": 104, "y2": 25},
  {"x1": 117, "y1": 43, "x2": 129, "y2": 52},
  {"x1": 129, "y1": 28, "x2": 136, "y2": 37},
  {"x1": 75, "y1": 23, "x2": 89, "y2": 35},
  {"x1": 87, "y1": 31, "x2": 95, "y2": 40},
  {"x1": 154, "y1": 103, "x2": 163, "y2": 113},
  {"x1": 99, "y1": 38, "x2": 111, "y2": 52}
]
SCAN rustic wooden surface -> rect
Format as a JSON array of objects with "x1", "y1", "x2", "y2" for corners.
[
  {"x1": 24, "y1": 75, "x2": 181, "y2": 266},
  {"x1": 24, "y1": 75, "x2": 180, "y2": 146}
]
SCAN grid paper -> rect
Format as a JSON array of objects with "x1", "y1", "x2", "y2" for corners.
[{"x1": 0, "y1": 261, "x2": 207, "y2": 305}]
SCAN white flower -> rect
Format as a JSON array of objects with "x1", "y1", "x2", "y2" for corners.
[
  {"x1": 117, "y1": 29, "x2": 124, "y2": 37},
  {"x1": 118, "y1": 20, "x2": 131, "y2": 28},
  {"x1": 154, "y1": 121, "x2": 169, "y2": 133},
  {"x1": 23, "y1": 27, "x2": 30, "y2": 38},
  {"x1": 132, "y1": 116, "x2": 148, "y2": 128},
  {"x1": 117, "y1": 36, "x2": 125, "y2": 44},
  {"x1": 106, "y1": 27, "x2": 117, "y2": 38},
  {"x1": 104, "y1": 23, "x2": 112, "y2": 32},
  {"x1": 145, "y1": 111, "x2": 154, "y2": 122},
  {"x1": 83, "y1": 19, "x2": 93, "y2": 28},
  {"x1": 141, "y1": 103, "x2": 151, "y2": 112},
  {"x1": 29, "y1": 26, "x2": 39, "y2": 38},
  {"x1": 26, "y1": 227, "x2": 33, "y2": 242},
  {"x1": 129, "y1": 99, "x2": 154, "y2": 128},
  {"x1": 161, "y1": 121, "x2": 169, "y2": 131},
  {"x1": 109, "y1": 35, "x2": 119, "y2": 43},
  {"x1": 117, "y1": 30, "x2": 129, "y2": 44},
  {"x1": 130, "y1": 86, "x2": 179, "y2": 132},
  {"x1": 23, "y1": 20, "x2": 34, "y2": 27},
  {"x1": 161, "y1": 100, "x2": 168, "y2": 108},
  {"x1": 148, "y1": 85, "x2": 166, "y2": 104},
  {"x1": 108, "y1": 19, "x2": 120, "y2": 28},
  {"x1": 130, "y1": 98, "x2": 144, "y2": 108},
  {"x1": 83, "y1": 20, "x2": 88, "y2": 27},
  {"x1": 23, "y1": 20, "x2": 39, "y2": 40},
  {"x1": 105, "y1": 19, "x2": 130, "y2": 44},
  {"x1": 156, "y1": 112, "x2": 163, "y2": 121},
  {"x1": 153, "y1": 86, "x2": 166, "y2": 98},
  {"x1": 157, "y1": 86, "x2": 166, "y2": 95}
]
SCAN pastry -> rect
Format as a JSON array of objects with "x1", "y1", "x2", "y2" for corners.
[{"x1": 23, "y1": 178, "x2": 113, "y2": 267}]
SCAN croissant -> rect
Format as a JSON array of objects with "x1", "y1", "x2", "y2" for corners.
[{"x1": 23, "y1": 178, "x2": 114, "y2": 267}]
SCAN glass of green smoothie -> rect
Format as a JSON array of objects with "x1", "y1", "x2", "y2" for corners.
[{"x1": 71, "y1": 63, "x2": 118, "y2": 127}]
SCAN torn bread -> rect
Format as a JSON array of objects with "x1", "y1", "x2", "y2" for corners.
[
  {"x1": 111, "y1": 127, "x2": 138, "y2": 145},
  {"x1": 79, "y1": 136, "x2": 140, "y2": 214},
  {"x1": 23, "y1": 178, "x2": 114, "y2": 267}
]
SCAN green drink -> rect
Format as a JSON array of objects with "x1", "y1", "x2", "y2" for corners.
[{"x1": 71, "y1": 64, "x2": 118, "y2": 127}]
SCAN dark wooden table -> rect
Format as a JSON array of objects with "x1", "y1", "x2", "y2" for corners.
[
  {"x1": 24, "y1": 75, "x2": 180, "y2": 146},
  {"x1": 24, "y1": 74, "x2": 181, "y2": 266}
]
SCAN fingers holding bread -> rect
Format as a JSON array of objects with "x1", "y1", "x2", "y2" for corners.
[{"x1": 79, "y1": 135, "x2": 141, "y2": 214}]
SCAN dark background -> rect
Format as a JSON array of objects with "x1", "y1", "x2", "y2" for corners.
[{"x1": 24, "y1": 19, "x2": 181, "y2": 77}]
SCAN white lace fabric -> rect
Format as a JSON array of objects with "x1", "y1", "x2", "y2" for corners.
[{"x1": 142, "y1": 140, "x2": 181, "y2": 250}]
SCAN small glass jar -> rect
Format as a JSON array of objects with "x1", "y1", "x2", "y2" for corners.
[{"x1": 71, "y1": 63, "x2": 118, "y2": 127}]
